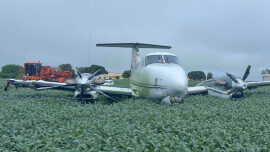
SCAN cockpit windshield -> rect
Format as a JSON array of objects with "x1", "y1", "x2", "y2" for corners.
[
  {"x1": 145, "y1": 55, "x2": 163, "y2": 66},
  {"x1": 164, "y1": 55, "x2": 180, "y2": 64}
]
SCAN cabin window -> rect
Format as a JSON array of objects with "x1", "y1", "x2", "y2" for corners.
[
  {"x1": 145, "y1": 55, "x2": 163, "y2": 66},
  {"x1": 164, "y1": 55, "x2": 180, "y2": 65}
]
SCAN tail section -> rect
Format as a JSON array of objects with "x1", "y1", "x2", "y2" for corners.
[{"x1": 96, "y1": 43, "x2": 171, "y2": 72}]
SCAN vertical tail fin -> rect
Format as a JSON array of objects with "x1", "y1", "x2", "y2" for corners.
[{"x1": 96, "y1": 43, "x2": 171, "y2": 72}]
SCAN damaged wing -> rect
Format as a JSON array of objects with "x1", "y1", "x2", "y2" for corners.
[
  {"x1": 6, "y1": 79, "x2": 76, "y2": 91},
  {"x1": 188, "y1": 86, "x2": 232, "y2": 98},
  {"x1": 246, "y1": 81, "x2": 270, "y2": 89},
  {"x1": 187, "y1": 86, "x2": 208, "y2": 95},
  {"x1": 97, "y1": 86, "x2": 133, "y2": 97}
]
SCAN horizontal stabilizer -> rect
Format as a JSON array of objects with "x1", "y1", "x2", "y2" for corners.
[{"x1": 96, "y1": 43, "x2": 171, "y2": 49}]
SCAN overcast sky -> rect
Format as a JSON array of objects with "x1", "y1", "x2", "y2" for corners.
[{"x1": 0, "y1": 0, "x2": 269, "y2": 80}]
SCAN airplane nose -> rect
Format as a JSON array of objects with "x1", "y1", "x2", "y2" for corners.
[
  {"x1": 167, "y1": 72, "x2": 188, "y2": 96},
  {"x1": 158, "y1": 66, "x2": 188, "y2": 96},
  {"x1": 146, "y1": 64, "x2": 188, "y2": 98}
]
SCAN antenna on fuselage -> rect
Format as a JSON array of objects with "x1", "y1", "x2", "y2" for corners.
[{"x1": 96, "y1": 43, "x2": 171, "y2": 72}]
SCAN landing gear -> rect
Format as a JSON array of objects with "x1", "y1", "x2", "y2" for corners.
[
  {"x1": 231, "y1": 91, "x2": 245, "y2": 99},
  {"x1": 161, "y1": 96, "x2": 184, "y2": 104},
  {"x1": 161, "y1": 96, "x2": 171, "y2": 104}
]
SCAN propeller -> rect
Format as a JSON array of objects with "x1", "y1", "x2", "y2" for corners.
[
  {"x1": 87, "y1": 69, "x2": 116, "y2": 101},
  {"x1": 243, "y1": 65, "x2": 251, "y2": 81},
  {"x1": 75, "y1": 67, "x2": 82, "y2": 79},
  {"x1": 226, "y1": 65, "x2": 252, "y2": 84},
  {"x1": 226, "y1": 72, "x2": 239, "y2": 84},
  {"x1": 88, "y1": 69, "x2": 101, "y2": 80},
  {"x1": 225, "y1": 65, "x2": 252, "y2": 97},
  {"x1": 74, "y1": 69, "x2": 115, "y2": 101},
  {"x1": 90, "y1": 85, "x2": 117, "y2": 102}
]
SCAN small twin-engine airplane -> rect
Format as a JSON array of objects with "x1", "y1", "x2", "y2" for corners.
[{"x1": 4, "y1": 43, "x2": 270, "y2": 103}]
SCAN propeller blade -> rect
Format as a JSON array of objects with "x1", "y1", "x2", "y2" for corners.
[
  {"x1": 88, "y1": 69, "x2": 101, "y2": 80},
  {"x1": 36, "y1": 84, "x2": 76, "y2": 90},
  {"x1": 243, "y1": 65, "x2": 251, "y2": 80},
  {"x1": 226, "y1": 72, "x2": 239, "y2": 84},
  {"x1": 89, "y1": 85, "x2": 117, "y2": 102},
  {"x1": 94, "y1": 79, "x2": 105, "y2": 85},
  {"x1": 75, "y1": 67, "x2": 82, "y2": 79}
]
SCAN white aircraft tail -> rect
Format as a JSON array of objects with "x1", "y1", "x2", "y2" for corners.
[{"x1": 96, "y1": 43, "x2": 171, "y2": 72}]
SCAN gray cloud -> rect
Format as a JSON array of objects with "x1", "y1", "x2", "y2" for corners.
[{"x1": 0, "y1": 0, "x2": 269, "y2": 80}]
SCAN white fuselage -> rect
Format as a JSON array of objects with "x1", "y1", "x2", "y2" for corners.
[
  {"x1": 130, "y1": 52, "x2": 188, "y2": 100},
  {"x1": 96, "y1": 43, "x2": 188, "y2": 102}
]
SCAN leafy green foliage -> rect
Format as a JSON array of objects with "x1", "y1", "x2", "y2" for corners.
[
  {"x1": 1, "y1": 78, "x2": 270, "y2": 151},
  {"x1": 0, "y1": 72, "x2": 13, "y2": 78},
  {"x1": 58, "y1": 63, "x2": 76, "y2": 78},
  {"x1": 188, "y1": 71, "x2": 206, "y2": 80},
  {"x1": 78, "y1": 64, "x2": 108, "y2": 74},
  {"x1": 0, "y1": 64, "x2": 23, "y2": 78},
  {"x1": 112, "y1": 79, "x2": 130, "y2": 88},
  {"x1": 58, "y1": 63, "x2": 73, "y2": 71},
  {"x1": 262, "y1": 69, "x2": 270, "y2": 74},
  {"x1": 207, "y1": 72, "x2": 213, "y2": 80},
  {"x1": 122, "y1": 70, "x2": 131, "y2": 78},
  {"x1": 188, "y1": 80, "x2": 201, "y2": 87}
]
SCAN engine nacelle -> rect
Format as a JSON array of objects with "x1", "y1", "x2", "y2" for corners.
[{"x1": 75, "y1": 90, "x2": 99, "y2": 100}]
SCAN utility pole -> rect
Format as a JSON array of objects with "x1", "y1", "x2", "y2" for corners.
[{"x1": 88, "y1": 35, "x2": 92, "y2": 67}]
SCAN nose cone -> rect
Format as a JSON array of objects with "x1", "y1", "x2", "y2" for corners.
[
  {"x1": 166, "y1": 67, "x2": 188, "y2": 96},
  {"x1": 76, "y1": 73, "x2": 93, "y2": 89},
  {"x1": 232, "y1": 78, "x2": 247, "y2": 90},
  {"x1": 146, "y1": 64, "x2": 188, "y2": 96}
]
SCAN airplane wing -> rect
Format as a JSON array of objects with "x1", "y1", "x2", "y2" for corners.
[
  {"x1": 246, "y1": 81, "x2": 270, "y2": 89},
  {"x1": 97, "y1": 86, "x2": 133, "y2": 97},
  {"x1": 188, "y1": 86, "x2": 232, "y2": 98},
  {"x1": 187, "y1": 86, "x2": 208, "y2": 95},
  {"x1": 7, "y1": 79, "x2": 76, "y2": 91}
]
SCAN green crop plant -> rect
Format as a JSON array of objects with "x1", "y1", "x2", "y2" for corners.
[{"x1": 1, "y1": 78, "x2": 270, "y2": 151}]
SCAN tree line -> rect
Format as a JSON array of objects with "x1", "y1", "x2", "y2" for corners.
[
  {"x1": 2, "y1": 63, "x2": 238, "y2": 81},
  {"x1": 0, "y1": 64, "x2": 131, "y2": 79},
  {"x1": 187, "y1": 71, "x2": 213, "y2": 80},
  {"x1": 262, "y1": 69, "x2": 270, "y2": 74},
  {"x1": 0, "y1": 63, "x2": 215, "y2": 80},
  {"x1": 0, "y1": 64, "x2": 23, "y2": 79}
]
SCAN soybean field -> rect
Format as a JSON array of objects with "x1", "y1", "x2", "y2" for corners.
[{"x1": 1, "y1": 78, "x2": 270, "y2": 151}]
